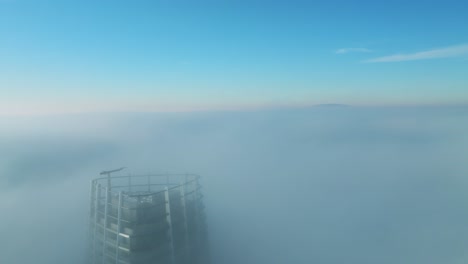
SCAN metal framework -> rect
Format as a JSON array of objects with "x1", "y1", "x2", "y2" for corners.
[{"x1": 88, "y1": 174, "x2": 209, "y2": 264}]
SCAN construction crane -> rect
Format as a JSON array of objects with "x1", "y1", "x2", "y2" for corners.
[{"x1": 100, "y1": 167, "x2": 126, "y2": 191}]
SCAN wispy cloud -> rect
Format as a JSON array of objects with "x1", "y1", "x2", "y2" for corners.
[
  {"x1": 365, "y1": 44, "x2": 468, "y2": 63},
  {"x1": 335, "y1": 48, "x2": 372, "y2": 54}
]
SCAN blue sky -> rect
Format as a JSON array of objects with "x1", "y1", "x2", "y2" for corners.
[{"x1": 1, "y1": 0, "x2": 468, "y2": 114}]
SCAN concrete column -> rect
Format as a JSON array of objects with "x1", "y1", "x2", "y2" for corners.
[
  {"x1": 102, "y1": 187, "x2": 109, "y2": 264},
  {"x1": 180, "y1": 183, "x2": 190, "y2": 256},
  {"x1": 115, "y1": 191, "x2": 123, "y2": 264},
  {"x1": 93, "y1": 183, "x2": 101, "y2": 264},
  {"x1": 165, "y1": 187, "x2": 175, "y2": 264}
]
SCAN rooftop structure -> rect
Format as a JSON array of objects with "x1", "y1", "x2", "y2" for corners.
[{"x1": 88, "y1": 173, "x2": 209, "y2": 264}]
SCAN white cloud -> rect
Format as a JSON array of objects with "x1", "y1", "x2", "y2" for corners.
[
  {"x1": 365, "y1": 44, "x2": 468, "y2": 63},
  {"x1": 335, "y1": 48, "x2": 372, "y2": 54}
]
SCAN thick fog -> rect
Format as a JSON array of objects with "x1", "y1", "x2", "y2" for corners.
[{"x1": 1, "y1": 106, "x2": 468, "y2": 264}]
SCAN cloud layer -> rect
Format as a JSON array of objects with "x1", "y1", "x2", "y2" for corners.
[
  {"x1": 365, "y1": 44, "x2": 468, "y2": 62},
  {"x1": 1, "y1": 106, "x2": 468, "y2": 264},
  {"x1": 335, "y1": 48, "x2": 373, "y2": 54}
]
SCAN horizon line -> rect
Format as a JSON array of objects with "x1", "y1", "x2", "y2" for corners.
[{"x1": 1, "y1": 102, "x2": 468, "y2": 117}]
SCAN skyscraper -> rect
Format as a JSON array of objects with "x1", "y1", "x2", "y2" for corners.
[{"x1": 89, "y1": 173, "x2": 209, "y2": 264}]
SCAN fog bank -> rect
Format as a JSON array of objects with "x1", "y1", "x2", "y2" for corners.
[{"x1": 1, "y1": 106, "x2": 468, "y2": 264}]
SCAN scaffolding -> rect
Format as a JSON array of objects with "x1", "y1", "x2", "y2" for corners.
[{"x1": 88, "y1": 173, "x2": 209, "y2": 264}]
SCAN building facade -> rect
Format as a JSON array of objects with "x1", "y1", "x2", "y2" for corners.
[{"x1": 89, "y1": 174, "x2": 209, "y2": 264}]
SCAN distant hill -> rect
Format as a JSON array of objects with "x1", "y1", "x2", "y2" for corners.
[{"x1": 314, "y1": 103, "x2": 351, "y2": 107}]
